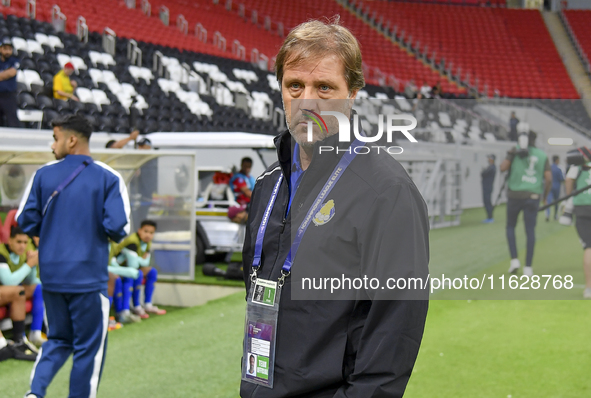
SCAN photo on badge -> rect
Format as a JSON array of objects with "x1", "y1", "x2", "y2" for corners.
[{"x1": 251, "y1": 279, "x2": 277, "y2": 306}]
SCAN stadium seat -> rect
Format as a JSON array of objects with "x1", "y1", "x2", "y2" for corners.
[
  {"x1": 47, "y1": 35, "x2": 64, "y2": 50},
  {"x1": 17, "y1": 92, "x2": 36, "y2": 109}
]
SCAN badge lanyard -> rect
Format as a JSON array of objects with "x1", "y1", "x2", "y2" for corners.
[
  {"x1": 42, "y1": 159, "x2": 93, "y2": 216},
  {"x1": 250, "y1": 139, "x2": 364, "y2": 287},
  {"x1": 243, "y1": 139, "x2": 364, "y2": 389}
]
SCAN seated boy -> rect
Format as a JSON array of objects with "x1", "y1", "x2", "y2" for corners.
[
  {"x1": 108, "y1": 243, "x2": 142, "y2": 325},
  {"x1": 0, "y1": 227, "x2": 45, "y2": 347},
  {"x1": 0, "y1": 285, "x2": 37, "y2": 361},
  {"x1": 111, "y1": 220, "x2": 166, "y2": 318}
]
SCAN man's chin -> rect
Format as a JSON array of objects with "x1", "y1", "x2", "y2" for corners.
[{"x1": 289, "y1": 129, "x2": 326, "y2": 148}]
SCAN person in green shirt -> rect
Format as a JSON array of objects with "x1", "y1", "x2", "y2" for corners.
[
  {"x1": 0, "y1": 226, "x2": 45, "y2": 347},
  {"x1": 565, "y1": 162, "x2": 591, "y2": 298},
  {"x1": 500, "y1": 130, "x2": 551, "y2": 277},
  {"x1": 111, "y1": 220, "x2": 166, "y2": 319}
]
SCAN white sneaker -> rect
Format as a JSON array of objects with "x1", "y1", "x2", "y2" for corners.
[
  {"x1": 28, "y1": 331, "x2": 47, "y2": 348},
  {"x1": 523, "y1": 266, "x2": 533, "y2": 277},
  {"x1": 584, "y1": 288, "x2": 591, "y2": 299},
  {"x1": 508, "y1": 259, "x2": 521, "y2": 274},
  {"x1": 131, "y1": 306, "x2": 149, "y2": 319}
]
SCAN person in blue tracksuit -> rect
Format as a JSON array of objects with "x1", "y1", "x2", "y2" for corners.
[{"x1": 17, "y1": 114, "x2": 130, "y2": 398}]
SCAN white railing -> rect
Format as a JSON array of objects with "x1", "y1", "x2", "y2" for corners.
[
  {"x1": 238, "y1": 3, "x2": 245, "y2": 18},
  {"x1": 125, "y1": 0, "x2": 136, "y2": 9},
  {"x1": 153, "y1": 50, "x2": 165, "y2": 77},
  {"x1": 251, "y1": 48, "x2": 259, "y2": 64},
  {"x1": 77, "y1": 16, "x2": 88, "y2": 43},
  {"x1": 102, "y1": 27, "x2": 116, "y2": 56},
  {"x1": 251, "y1": 9, "x2": 257, "y2": 24},
  {"x1": 213, "y1": 31, "x2": 226, "y2": 52},
  {"x1": 181, "y1": 62, "x2": 191, "y2": 84},
  {"x1": 51, "y1": 5, "x2": 67, "y2": 33},
  {"x1": 277, "y1": 22, "x2": 283, "y2": 37},
  {"x1": 232, "y1": 40, "x2": 245, "y2": 60},
  {"x1": 26, "y1": 0, "x2": 36, "y2": 19},
  {"x1": 259, "y1": 53, "x2": 269, "y2": 71},
  {"x1": 177, "y1": 14, "x2": 188, "y2": 35},
  {"x1": 141, "y1": 0, "x2": 151, "y2": 16},
  {"x1": 128, "y1": 39, "x2": 142, "y2": 67},
  {"x1": 1, "y1": 0, "x2": 10, "y2": 7},
  {"x1": 225, "y1": 0, "x2": 231, "y2": 10},
  {"x1": 264, "y1": 15, "x2": 270, "y2": 30},
  {"x1": 195, "y1": 23, "x2": 207, "y2": 43},
  {"x1": 159, "y1": 6, "x2": 169, "y2": 26}
]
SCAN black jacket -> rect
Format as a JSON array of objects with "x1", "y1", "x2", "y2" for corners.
[{"x1": 241, "y1": 130, "x2": 430, "y2": 398}]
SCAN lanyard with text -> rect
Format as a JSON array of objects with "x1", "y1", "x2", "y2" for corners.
[
  {"x1": 250, "y1": 139, "x2": 364, "y2": 287},
  {"x1": 42, "y1": 159, "x2": 93, "y2": 216}
]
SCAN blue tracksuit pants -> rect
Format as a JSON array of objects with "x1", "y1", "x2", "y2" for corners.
[{"x1": 28, "y1": 288, "x2": 110, "y2": 398}]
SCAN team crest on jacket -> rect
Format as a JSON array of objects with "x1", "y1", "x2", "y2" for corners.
[{"x1": 313, "y1": 199, "x2": 335, "y2": 226}]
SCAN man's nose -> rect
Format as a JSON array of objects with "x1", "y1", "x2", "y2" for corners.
[{"x1": 298, "y1": 91, "x2": 321, "y2": 112}]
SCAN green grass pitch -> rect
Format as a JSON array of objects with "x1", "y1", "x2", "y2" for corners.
[{"x1": 1, "y1": 206, "x2": 590, "y2": 397}]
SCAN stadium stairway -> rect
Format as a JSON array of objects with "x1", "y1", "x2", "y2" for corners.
[
  {"x1": 557, "y1": 10, "x2": 591, "y2": 121},
  {"x1": 562, "y1": 10, "x2": 591, "y2": 75}
]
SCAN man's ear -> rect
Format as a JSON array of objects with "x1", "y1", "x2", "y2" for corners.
[{"x1": 67, "y1": 132, "x2": 78, "y2": 149}]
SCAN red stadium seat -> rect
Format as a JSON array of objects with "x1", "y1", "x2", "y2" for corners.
[
  {"x1": 0, "y1": 300, "x2": 33, "y2": 321},
  {"x1": 360, "y1": 2, "x2": 577, "y2": 99}
]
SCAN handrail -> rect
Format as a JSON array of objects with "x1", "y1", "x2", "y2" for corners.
[
  {"x1": 76, "y1": 16, "x2": 88, "y2": 43},
  {"x1": 26, "y1": 0, "x2": 36, "y2": 19},
  {"x1": 141, "y1": 0, "x2": 151, "y2": 16},
  {"x1": 251, "y1": 48, "x2": 259, "y2": 64},
  {"x1": 232, "y1": 40, "x2": 245, "y2": 60},
  {"x1": 51, "y1": 5, "x2": 67, "y2": 33},
  {"x1": 159, "y1": 5, "x2": 169, "y2": 26},
  {"x1": 153, "y1": 51, "x2": 164, "y2": 77},
  {"x1": 102, "y1": 27, "x2": 116, "y2": 56},
  {"x1": 195, "y1": 23, "x2": 207, "y2": 43},
  {"x1": 181, "y1": 62, "x2": 191, "y2": 84},
  {"x1": 177, "y1": 14, "x2": 188, "y2": 35},
  {"x1": 264, "y1": 15, "x2": 270, "y2": 30},
  {"x1": 259, "y1": 54, "x2": 269, "y2": 71},
  {"x1": 127, "y1": 39, "x2": 142, "y2": 67},
  {"x1": 213, "y1": 31, "x2": 226, "y2": 52}
]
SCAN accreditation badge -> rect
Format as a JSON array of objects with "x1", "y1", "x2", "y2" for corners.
[{"x1": 242, "y1": 278, "x2": 281, "y2": 388}]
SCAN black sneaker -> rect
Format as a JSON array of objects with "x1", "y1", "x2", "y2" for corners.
[
  {"x1": 0, "y1": 343, "x2": 14, "y2": 362},
  {"x1": 10, "y1": 341, "x2": 38, "y2": 361}
]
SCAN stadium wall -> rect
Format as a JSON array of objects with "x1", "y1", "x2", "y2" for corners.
[{"x1": 551, "y1": 0, "x2": 591, "y2": 10}]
